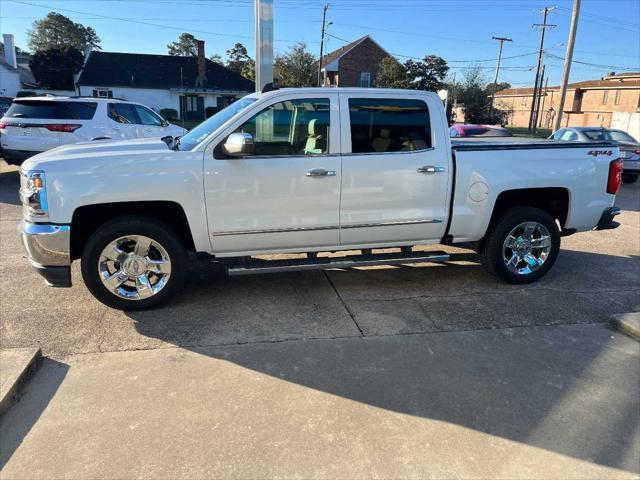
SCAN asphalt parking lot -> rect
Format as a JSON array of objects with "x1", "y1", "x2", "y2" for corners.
[
  {"x1": 1, "y1": 159, "x2": 639, "y2": 478},
  {"x1": 0, "y1": 160, "x2": 638, "y2": 357}
]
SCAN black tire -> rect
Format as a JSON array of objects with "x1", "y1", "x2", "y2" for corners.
[
  {"x1": 622, "y1": 173, "x2": 638, "y2": 184},
  {"x1": 480, "y1": 206, "x2": 561, "y2": 284},
  {"x1": 81, "y1": 216, "x2": 187, "y2": 310}
]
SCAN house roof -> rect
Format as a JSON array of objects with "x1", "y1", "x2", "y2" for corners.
[
  {"x1": 77, "y1": 51, "x2": 254, "y2": 91},
  {"x1": 321, "y1": 36, "x2": 370, "y2": 70}
]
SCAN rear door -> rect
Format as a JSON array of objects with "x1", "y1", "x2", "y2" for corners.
[
  {"x1": 106, "y1": 102, "x2": 144, "y2": 139},
  {"x1": 338, "y1": 92, "x2": 451, "y2": 246}
]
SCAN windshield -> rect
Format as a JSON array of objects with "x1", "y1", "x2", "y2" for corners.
[
  {"x1": 177, "y1": 96, "x2": 257, "y2": 151},
  {"x1": 583, "y1": 129, "x2": 637, "y2": 143}
]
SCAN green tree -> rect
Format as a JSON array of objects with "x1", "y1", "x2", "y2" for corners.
[
  {"x1": 29, "y1": 46, "x2": 84, "y2": 89},
  {"x1": 209, "y1": 53, "x2": 224, "y2": 64},
  {"x1": 486, "y1": 81, "x2": 511, "y2": 96},
  {"x1": 167, "y1": 33, "x2": 198, "y2": 56},
  {"x1": 226, "y1": 43, "x2": 252, "y2": 76},
  {"x1": 403, "y1": 55, "x2": 449, "y2": 91},
  {"x1": 241, "y1": 59, "x2": 255, "y2": 81},
  {"x1": 457, "y1": 66, "x2": 504, "y2": 124},
  {"x1": 28, "y1": 12, "x2": 100, "y2": 52},
  {"x1": 274, "y1": 42, "x2": 316, "y2": 87},
  {"x1": 376, "y1": 57, "x2": 409, "y2": 88}
]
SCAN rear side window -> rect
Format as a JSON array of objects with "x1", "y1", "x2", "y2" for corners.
[
  {"x1": 4, "y1": 100, "x2": 97, "y2": 120},
  {"x1": 108, "y1": 103, "x2": 139, "y2": 124},
  {"x1": 60, "y1": 102, "x2": 97, "y2": 120},
  {"x1": 348, "y1": 98, "x2": 432, "y2": 153}
]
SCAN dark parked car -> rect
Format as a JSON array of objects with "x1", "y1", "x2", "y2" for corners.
[{"x1": 550, "y1": 127, "x2": 640, "y2": 183}]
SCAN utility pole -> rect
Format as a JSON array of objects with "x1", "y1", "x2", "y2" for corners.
[
  {"x1": 528, "y1": 6, "x2": 556, "y2": 131},
  {"x1": 554, "y1": 0, "x2": 581, "y2": 131},
  {"x1": 535, "y1": 65, "x2": 546, "y2": 129},
  {"x1": 317, "y1": 3, "x2": 329, "y2": 87},
  {"x1": 490, "y1": 36, "x2": 512, "y2": 115}
]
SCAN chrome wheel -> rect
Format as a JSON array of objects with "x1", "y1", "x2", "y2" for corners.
[
  {"x1": 98, "y1": 235, "x2": 172, "y2": 300},
  {"x1": 502, "y1": 221, "x2": 552, "y2": 275}
]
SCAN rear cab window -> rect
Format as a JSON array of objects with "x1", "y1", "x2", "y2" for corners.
[{"x1": 347, "y1": 97, "x2": 432, "y2": 153}]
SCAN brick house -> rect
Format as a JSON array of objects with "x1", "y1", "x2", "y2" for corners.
[
  {"x1": 319, "y1": 35, "x2": 395, "y2": 87},
  {"x1": 494, "y1": 72, "x2": 640, "y2": 132}
]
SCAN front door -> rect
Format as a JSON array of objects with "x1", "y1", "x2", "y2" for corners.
[
  {"x1": 338, "y1": 93, "x2": 451, "y2": 246},
  {"x1": 181, "y1": 95, "x2": 204, "y2": 122},
  {"x1": 204, "y1": 93, "x2": 341, "y2": 255}
]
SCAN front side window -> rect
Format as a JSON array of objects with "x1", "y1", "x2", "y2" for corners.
[
  {"x1": 108, "y1": 103, "x2": 139, "y2": 124},
  {"x1": 134, "y1": 105, "x2": 163, "y2": 126},
  {"x1": 348, "y1": 98, "x2": 432, "y2": 153},
  {"x1": 232, "y1": 98, "x2": 330, "y2": 156},
  {"x1": 559, "y1": 130, "x2": 578, "y2": 141}
]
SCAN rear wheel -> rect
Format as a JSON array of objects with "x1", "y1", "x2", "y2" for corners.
[
  {"x1": 622, "y1": 173, "x2": 638, "y2": 184},
  {"x1": 481, "y1": 207, "x2": 560, "y2": 284},
  {"x1": 81, "y1": 216, "x2": 187, "y2": 310}
]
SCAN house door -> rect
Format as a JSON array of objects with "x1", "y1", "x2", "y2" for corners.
[{"x1": 180, "y1": 95, "x2": 204, "y2": 121}]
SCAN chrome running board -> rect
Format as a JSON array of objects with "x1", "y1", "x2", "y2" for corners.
[{"x1": 226, "y1": 250, "x2": 450, "y2": 276}]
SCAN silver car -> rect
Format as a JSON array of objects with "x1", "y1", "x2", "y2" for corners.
[{"x1": 549, "y1": 127, "x2": 640, "y2": 183}]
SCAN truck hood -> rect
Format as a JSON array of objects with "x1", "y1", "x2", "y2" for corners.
[{"x1": 23, "y1": 137, "x2": 172, "y2": 169}]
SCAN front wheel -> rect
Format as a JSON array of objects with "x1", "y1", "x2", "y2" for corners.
[
  {"x1": 81, "y1": 216, "x2": 187, "y2": 310},
  {"x1": 622, "y1": 173, "x2": 638, "y2": 184},
  {"x1": 480, "y1": 207, "x2": 561, "y2": 284}
]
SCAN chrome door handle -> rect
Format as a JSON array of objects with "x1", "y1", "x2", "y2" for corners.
[
  {"x1": 417, "y1": 165, "x2": 445, "y2": 174},
  {"x1": 306, "y1": 168, "x2": 336, "y2": 177}
]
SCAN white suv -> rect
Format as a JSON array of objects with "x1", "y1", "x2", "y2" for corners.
[{"x1": 1, "y1": 96, "x2": 187, "y2": 165}]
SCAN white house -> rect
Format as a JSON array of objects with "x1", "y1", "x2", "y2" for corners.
[{"x1": 76, "y1": 40, "x2": 254, "y2": 121}]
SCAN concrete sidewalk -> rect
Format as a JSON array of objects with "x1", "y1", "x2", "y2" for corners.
[{"x1": 1, "y1": 323, "x2": 638, "y2": 479}]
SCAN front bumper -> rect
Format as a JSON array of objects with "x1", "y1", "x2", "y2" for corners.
[
  {"x1": 19, "y1": 221, "x2": 72, "y2": 287},
  {"x1": 595, "y1": 207, "x2": 621, "y2": 231}
]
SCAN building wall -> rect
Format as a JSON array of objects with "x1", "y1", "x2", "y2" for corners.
[
  {"x1": 77, "y1": 85, "x2": 246, "y2": 118},
  {"x1": 495, "y1": 85, "x2": 640, "y2": 130},
  {"x1": 337, "y1": 38, "x2": 392, "y2": 87},
  {"x1": 0, "y1": 65, "x2": 21, "y2": 97}
]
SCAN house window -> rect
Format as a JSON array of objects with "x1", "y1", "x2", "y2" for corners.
[
  {"x1": 614, "y1": 90, "x2": 621, "y2": 105},
  {"x1": 185, "y1": 96, "x2": 199, "y2": 112},
  {"x1": 360, "y1": 72, "x2": 371, "y2": 88},
  {"x1": 92, "y1": 88, "x2": 113, "y2": 98},
  {"x1": 602, "y1": 90, "x2": 609, "y2": 105}
]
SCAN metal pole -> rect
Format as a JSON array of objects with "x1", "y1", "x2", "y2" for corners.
[
  {"x1": 538, "y1": 75, "x2": 549, "y2": 128},
  {"x1": 490, "y1": 36, "x2": 512, "y2": 115},
  {"x1": 528, "y1": 7, "x2": 556, "y2": 131},
  {"x1": 554, "y1": 0, "x2": 581, "y2": 131},
  {"x1": 317, "y1": 3, "x2": 328, "y2": 87},
  {"x1": 255, "y1": 0, "x2": 274, "y2": 91},
  {"x1": 533, "y1": 64, "x2": 546, "y2": 132}
]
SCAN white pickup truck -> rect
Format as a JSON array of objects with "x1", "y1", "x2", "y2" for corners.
[{"x1": 19, "y1": 87, "x2": 623, "y2": 310}]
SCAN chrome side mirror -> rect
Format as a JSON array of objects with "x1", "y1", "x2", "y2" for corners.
[{"x1": 223, "y1": 132, "x2": 255, "y2": 157}]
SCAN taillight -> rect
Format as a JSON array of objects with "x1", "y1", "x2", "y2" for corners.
[
  {"x1": 607, "y1": 158, "x2": 623, "y2": 194},
  {"x1": 0, "y1": 121, "x2": 7, "y2": 130},
  {"x1": 44, "y1": 124, "x2": 82, "y2": 133},
  {"x1": 635, "y1": 149, "x2": 640, "y2": 155}
]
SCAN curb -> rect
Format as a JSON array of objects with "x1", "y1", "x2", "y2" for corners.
[
  {"x1": 611, "y1": 312, "x2": 640, "y2": 341},
  {"x1": 0, "y1": 348, "x2": 42, "y2": 416}
]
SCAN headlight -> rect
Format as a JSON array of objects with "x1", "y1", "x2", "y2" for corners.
[{"x1": 19, "y1": 169, "x2": 48, "y2": 218}]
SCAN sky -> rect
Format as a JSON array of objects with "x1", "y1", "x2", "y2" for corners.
[{"x1": 1, "y1": 0, "x2": 639, "y2": 88}]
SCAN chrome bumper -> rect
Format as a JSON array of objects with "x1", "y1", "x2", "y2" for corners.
[{"x1": 19, "y1": 221, "x2": 72, "y2": 287}]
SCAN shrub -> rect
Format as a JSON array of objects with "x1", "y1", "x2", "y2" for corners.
[{"x1": 160, "y1": 108, "x2": 178, "y2": 120}]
